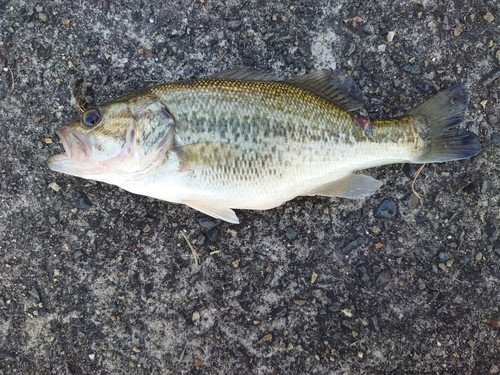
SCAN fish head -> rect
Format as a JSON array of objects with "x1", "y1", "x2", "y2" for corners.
[{"x1": 48, "y1": 94, "x2": 175, "y2": 181}]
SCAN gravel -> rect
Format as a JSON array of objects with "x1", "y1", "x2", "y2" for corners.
[{"x1": 1, "y1": 1, "x2": 500, "y2": 374}]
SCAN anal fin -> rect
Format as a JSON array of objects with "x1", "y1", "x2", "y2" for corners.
[
  {"x1": 309, "y1": 174, "x2": 382, "y2": 199},
  {"x1": 182, "y1": 199, "x2": 240, "y2": 224}
]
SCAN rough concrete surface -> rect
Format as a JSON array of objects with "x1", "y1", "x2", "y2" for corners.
[{"x1": 1, "y1": 0, "x2": 499, "y2": 374}]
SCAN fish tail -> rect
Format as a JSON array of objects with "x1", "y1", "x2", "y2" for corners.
[{"x1": 410, "y1": 83, "x2": 481, "y2": 163}]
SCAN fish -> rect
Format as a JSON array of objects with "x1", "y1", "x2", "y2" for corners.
[{"x1": 47, "y1": 69, "x2": 481, "y2": 224}]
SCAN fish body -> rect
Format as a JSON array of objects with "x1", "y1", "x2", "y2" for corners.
[{"x1": 48, "y1": 69, "x2": 481, "y2": 223}]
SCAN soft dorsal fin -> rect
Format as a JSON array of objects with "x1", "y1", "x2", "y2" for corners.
[
  {"x1": 285, "y1": 70, "x2": 365, "y2": 112},
  {"x1": 209, "y1": 68, "x2": 278, "y2": 81},
  {"x1": 209, "y1": 68, "x2": 364, "y2": 111}
]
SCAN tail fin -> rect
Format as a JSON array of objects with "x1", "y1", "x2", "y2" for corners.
[{"x1": 410, "y1": 83, "x2": 481, "y2": 163}]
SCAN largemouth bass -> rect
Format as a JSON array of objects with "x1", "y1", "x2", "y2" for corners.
[{"x1": 48, "y1": 69, "x2": 481, "y2": 223}]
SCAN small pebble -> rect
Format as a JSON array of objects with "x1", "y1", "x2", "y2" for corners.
[
  {"x1": 403, "y1": 64, "x2": 421, "y2": 74},
  {"x1": 481, "y1": 180, "x2": 491, "y2": 194},
  {"x1": 197, "y1": 216, "x2": 218, "y2": 230},
  {"x1": 483, "y1": 12, "x2": 494, "y2": 23},
  {"x1": 427, "y1": 245, "x2": 438, "y2": 256},
  {"x1": 347, "y1": 43, "x2": 356, "y2": 56},
  {"x1": 460, "y1": 256, "x2": 470, "y2": 264},
  {"x1": 232, "y1": 347, "x2": 245, "y2": 358},
  {"x1": 468, "y1": 122, "x2": 479, "y2": 135},
  {"x1": 453, "y1": 295, "x2": 463, "y2": 304},
  {"x1": 375, "y1": 198, "x2": 397, "y2": 219},
  {"x1": 340, "y1": 236, "x2": 364, "y2": 254},
  {"x1": 453, "y1": 24, "x2": 464, "y2": 36},
  {"x1": 370, "y1": 315, "x2": 380, "y2": 331},
  {"x1": 357, "y1": 266, "x2": 370, "y2": 282},
  {"x1": 491, "y1": 133, "x2": 500, "y2": 147},
  {"x1": 76, "y1": 191, "x2": 92, "y2": 209},
  {"x1": 311, "y1": 271, "x2": 318, "y2": 284},
  {"x1": 438, "y1": 252, "x2": 451, "y2": 262},
  {"x1": 227, "y1": 20, "x2": 241, "y2": 30},
  {"x1": 49, "y1": 216, "x2": 58, "y2": 225},
  {"x1": 386, "y1": 31, "x2": 395, "y2": 43},
  {"x1": 376, "y1": 272, "x2": 390, "y2": 286},
  {"x1": 29, "y1": 288, "x2": 40, "y2": 301},
  {"x1": 285, "y1": 227, "x2": 297, "y2": 240},
  {"x1": 48, "y1": 182, "x2": 61, "y2": 192}
]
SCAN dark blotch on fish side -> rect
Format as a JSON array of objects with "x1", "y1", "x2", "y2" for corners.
[{"x1": 375, "y1": 198, "x2": 397, "y2": 219}]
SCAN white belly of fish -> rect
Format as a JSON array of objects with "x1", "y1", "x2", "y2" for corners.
[{"x1": 119, "y1": 140, "x2": 413, "y2": 213}]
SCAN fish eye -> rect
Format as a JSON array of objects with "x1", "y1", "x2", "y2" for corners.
[{"x1": 82, "y1": 108, "x2": 102, "y2": 128}]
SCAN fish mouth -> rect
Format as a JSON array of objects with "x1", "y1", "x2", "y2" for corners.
[{"x1": 47, "y1": 127, "x2": 93, "y2": 173}]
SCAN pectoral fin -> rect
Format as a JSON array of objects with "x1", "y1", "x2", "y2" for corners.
[
  {"x1": 182, "y1": 199, "x2": 240, "y2": 224},
  {"x1": 310, "y1": 174, "x2": 382, "y2": 199}
]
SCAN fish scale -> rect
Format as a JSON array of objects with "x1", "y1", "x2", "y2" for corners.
[{"x1": 48, "y1": 69, "x2": 481, "y2": 223}]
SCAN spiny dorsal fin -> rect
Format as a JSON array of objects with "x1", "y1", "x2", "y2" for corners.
[
  {"x1": 285, "y1": 70, "x2": 365, "y2": 112},
  {"x1": 208, "y1": 68, "x2": 278, "y2": 81}
]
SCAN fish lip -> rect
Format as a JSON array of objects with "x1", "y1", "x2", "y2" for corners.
[{"x1": 47, "y1": 127, "x2": 93, "y2": 171}]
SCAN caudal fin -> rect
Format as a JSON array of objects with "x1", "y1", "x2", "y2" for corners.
[{"x1": 410, "y1": 83, "x2": 481, "y2": 163}]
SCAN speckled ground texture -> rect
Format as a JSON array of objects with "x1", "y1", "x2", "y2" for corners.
[{"x1": 1, "y1": 0, "x2": 500, "y2": 374}]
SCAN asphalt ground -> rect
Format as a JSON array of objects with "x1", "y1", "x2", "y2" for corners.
[{"x1": 1, "y1": 1, "x2": 499, "y2": 374}]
